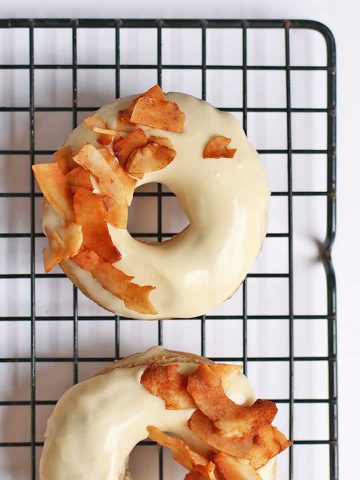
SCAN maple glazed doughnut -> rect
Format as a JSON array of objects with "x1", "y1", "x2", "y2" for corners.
[
  {"x1": 40, "y1": 346, "x2": 290, "y2": 480},
  {"x1": 33, "y1": 85, "x2": 270, "y2": 319}
]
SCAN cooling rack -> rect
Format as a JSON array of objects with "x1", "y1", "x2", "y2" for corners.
[{"x1": 0, "y1": 18, "x2": 337, "y2": 480}]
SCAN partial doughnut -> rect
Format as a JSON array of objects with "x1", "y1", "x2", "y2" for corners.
[{"x1": 40, "y1": 346, "x2": 290, "y2": 480}]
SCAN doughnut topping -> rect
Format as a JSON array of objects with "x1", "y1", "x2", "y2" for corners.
[
  {"x1": 54, "y1": 145, "x2": 78, "y2": 174},
  {"x1": 120, "y1": 84, "x2": 185, "y2": 132},
  {"x1": 73, "y1": 187, "x2": 121, "y2": 263},
  {"x1": 141, "y1": 363, "x2": 195, "y2": 409},
  {"x1": 126, "y1": 141, "x2": 176, "y2": 179},
  {"x1": 112, "y1": 128, "x2": 176, "y2": 179},
  {"x1": 113, "y1": 128, "x2": 148, "y2": 165},
  {"x1": 213, "y1": 452, "x2": 263, "y2": 480},
  {"x1": 142, "y1": 362, "x2": 291, "y2": 479},
  {"x1": 33, "y1": 145, "x2": 158, "y2": 313},
  {"x1": 33, "y1": 162, "x2": 74, "y2": 222},
  {"x1": 187, "y1": 363, "x2": 277, "y2": 434},
  {"x1": 72, "y1": 248, "x2": 157, "y2": 314},
  {"x1": 43, "y1": 223, "x2": 83, "y2": 273},
  {"x1": 189, "y1": 411, "x2": 290, "y2": 470},
  {"x1": 66, "y1": 166, "x2": 93, "y2": 190},
  {"x1": 147, "y1": 427, "x2": 216, "y2": 480},
  {"x1": 82, "y1": 114, "x2": 108, "y2": 130},
  {"x1": 203, "y1": 135, "x2": 237, "y2": 159},
  {"x1": 97, "y1": 133, "x2": 113, "y2": 145},
  {"x1": 73, "y1": 144, "x2": 129, "y2": 228}
]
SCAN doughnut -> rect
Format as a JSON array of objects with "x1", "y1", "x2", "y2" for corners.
[
  {"x1": 33, "y1": 85, "x2": 270, "y2": 319},
  {"x1": 40, "y1": 346, "x2": 290, "y2": 480}
]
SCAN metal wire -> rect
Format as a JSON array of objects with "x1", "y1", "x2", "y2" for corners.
[{"x1": 0, "y1": 18, "x2": 337, "y2": 480}]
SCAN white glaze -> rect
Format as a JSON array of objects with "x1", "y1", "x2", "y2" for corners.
[
  {"x1": 43, "y1": 92, "x2": 270, "y2": 319},
  {"x1": 39, "y1": 347, "x2": 275, "y2": 480}
]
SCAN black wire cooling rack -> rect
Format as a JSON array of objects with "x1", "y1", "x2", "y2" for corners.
[{"x1": 0, "y1": 18, "x2": 337, "y2": 480}]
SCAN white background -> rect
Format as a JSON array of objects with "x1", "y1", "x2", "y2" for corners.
[{"x1": 0, "y1": 1, "x2": 358, "y2": 479}]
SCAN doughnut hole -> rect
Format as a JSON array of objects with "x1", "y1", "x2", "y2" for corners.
[
  {"x1": 129, "y1": 445, "x2": 159, "y2": 480},
  {"x1": 128, "y1": 183, "x2": 189, "y2": 241}
]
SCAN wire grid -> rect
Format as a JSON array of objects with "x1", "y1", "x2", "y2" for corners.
[{"x1": 0, "y1": 18, "x2": 337, "y2": 480}]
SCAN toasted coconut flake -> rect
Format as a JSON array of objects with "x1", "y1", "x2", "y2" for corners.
[
  {"x1": 214, "y1": 400, "x2": 277, "y2": 438},
  {"x1": 97, "y1": 146, "x2": 119, "y2": 169},
  {"x1": 45, "y1": 249, "x2": 64, "y2": 273},
  {"x1": 237, "y1": 424, "x2": 291, "y2": 470},
  {"x1": 147, "y1": 427, "x2": 215, "y2": 480},
  {"x1": 93, "y1": 126, "x2": 117, "y2": 136},
  {"x1": 117, "y1": 89, "x2": 148, "y2": 127},
  {"x1": 141, "y1": 363, "x2": 195, "y2": 409},
  {"x1": 113, "y1": 128, "x2": 148, "y2": 165},
  {"x1": 118, "y1": 110, "x2": 131, "y2": 123},
  {"x1": 188, "y1": 363, "x2": 242, "y2": 420},
  {"x1": 213, "y1": 453, "x2": 262, "y2": 480},
  {"x1": 71, "y1": 248, "x2": 157, "y2": 315},
  {"x1": 97, "y1": 147, "x2": 137, "y2": 205},
  {"x1": 43, "y1": 223, "x2": 83, "y2": 272},
  {"x1": 97, "y1": 134, "x2": 113, "y2": 146},
  {"x1": 187, "y1": 363, "x2": 276, "y2": 437},
  {"x1": 200, "y1": 463, "x2": 217, "y2": 480},
  {"x1": 119, "y1": 85, "x2": 164, "y2": 125},
  {"x1": 130, "y1": 85, "x2": 185, "y2": 133},
  {"x1": 126, "y1": 142, "x2": 176, "y2": 177},
  {"x1": 189, "y1": 410, "x2": 291, "y2": 470},
  {"x1": 117, "y1": 85, "x2": 184, "y2": 132},
  {"x1": 32, "y1": 163, "x2": 74, "y2": 223},
  {"x1": 140, "y1": 85, "x2": 166, "y2": 101},
  {"x1": 148, "y1": 135, "x2": 175, "y2": 150},
  {"x1": 101, "y1": 196, "x2": 123, "y2": 227},
  {"x1": 209, "y1": 364, "x2": 242, "y2": 392},
  {"x1": 93, "y1": 260, "x2": 157, "y2": 315},
  {"x1": 53, "y1": 145, "x2": 78, "y2": 174},
  {"x1": 117, "y1": 109, "x2": 136, "y2": 131},
  {"x1": 66, "y1": 166, "x2": 93, "y2": 190},
  {"x1": 73, "y1": 144, "x2": 128, "y2": 228},
  {"x1": 73, "y1": 247, "x2": 130, "y2": 279},
  {"x1": 91, "y1": 257, "x2": 133, "y2": 282},
  {"x1": 184, "y1": 472, "x2": 209, "y2": 480},
  {"x1": 82, "y1": 115, "x2": 107, "y2": 130},
  {"x1": 43, "y1": 246, "x2": 60, "y2": 273},
  {"x1": 73, "y1": 187, "x2": 121, "y2": 264},
  {"x1": 72, "y1": 248, "x2": 99, "y2": 271},
  {"x1": 121, "y1": 281, "x2": 157, "y2": 315},
  {"x1": 203, "y1": 136, "x2": 237, "y2": 159},
  {"x1": 56, "y1": 224, "x2": 82, "y2": 257}
]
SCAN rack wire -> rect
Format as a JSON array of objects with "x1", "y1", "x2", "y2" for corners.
[{"x1": 0, "y1": 19, "x2": 337, "y2": 480}]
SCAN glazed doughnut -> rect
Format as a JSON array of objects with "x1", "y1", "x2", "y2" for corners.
[
  {"x1": 39, "y1": 347, "x2": 290, "y2": 480},
  {"x1": 33, "y1": 86, "x2": 270, "y2": 319}
]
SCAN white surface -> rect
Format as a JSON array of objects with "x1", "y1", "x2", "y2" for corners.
[{"x1": 0, "y1": 1, "x2": 358, "y2": 479}]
